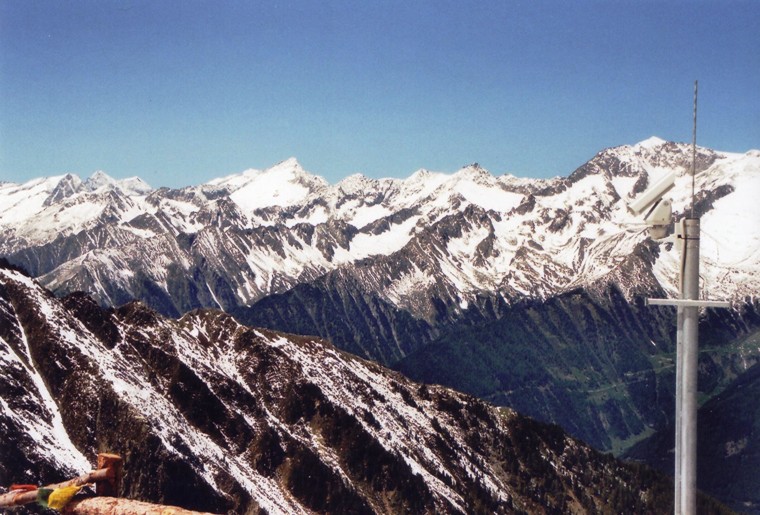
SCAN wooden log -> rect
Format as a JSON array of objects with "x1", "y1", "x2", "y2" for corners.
[
  {"x1": 63, "y1": 496, "x2": 218, "y2": 514},
  {"x1": 95, "y1": 453, "x2": 122, "y2": 497}
]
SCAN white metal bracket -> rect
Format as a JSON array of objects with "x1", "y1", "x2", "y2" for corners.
[{"x1": 646, "y1": 298, "x2": 731, "y2": 309}]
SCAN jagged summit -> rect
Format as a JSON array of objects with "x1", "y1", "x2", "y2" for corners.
[
  {"x1": 84, "y1": 170, "x2": 117, "y2": 190},
  {"x1": 81, "y1": 170, "x2": 153, "y2": 196},
  {"x1": 452, "y1": 162, "x2": 493, "y2": 182},
  {"x1": 269, "y1": 156, "x2": 303, "y2": 171}
]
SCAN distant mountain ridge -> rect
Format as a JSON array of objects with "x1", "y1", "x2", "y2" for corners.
[{"x1": 2, "y1": 139, "x2": 757, "y2": 321}]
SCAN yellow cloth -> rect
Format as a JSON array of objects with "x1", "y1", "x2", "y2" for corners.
[{"x1": 46, "y1": 485, "x2": 82, "y2": 510}]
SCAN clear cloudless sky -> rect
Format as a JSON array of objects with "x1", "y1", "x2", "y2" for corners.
[{"x1": 1, "y1": 0, "x2": 758, "y2": 188}]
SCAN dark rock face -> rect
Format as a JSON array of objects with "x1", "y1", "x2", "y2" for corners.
[
  {"x1": 234, "y1": 274, "x2": 437, "y2": 365},
  {"x1": 396, "y1": 283, "x2": 676, "y2": 452},
  {"x1": 0, "y1": 266, "x2": 734, "y2": 514}
]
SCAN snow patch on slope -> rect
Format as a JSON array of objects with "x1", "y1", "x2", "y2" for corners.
[{"x1": 0, "y1": 270, "x2": 91, "y2": 473}]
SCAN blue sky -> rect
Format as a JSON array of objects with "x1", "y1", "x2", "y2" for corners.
[{"x1": 1, "y1": 1, "x2": 758, "y2": 188}]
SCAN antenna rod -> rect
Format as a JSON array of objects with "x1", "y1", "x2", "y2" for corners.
[
  {"x1": 681, "y1": 79, "x2": 700, "y2": 514},
  {"x1": 691, "y1": 80, "x2": 698, "y2": 218}
]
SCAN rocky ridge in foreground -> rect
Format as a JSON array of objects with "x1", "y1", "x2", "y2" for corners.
[{"x1": 0, "y1": 264, "x2": 730, "y2": 513}]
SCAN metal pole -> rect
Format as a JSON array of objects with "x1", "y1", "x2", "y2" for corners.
[
  {"x1": 674, "y1": 302, "x2": 683, "y2": 514},
  {"x1": 680, "y1": 217, "x2": 700, "y2": 514}
]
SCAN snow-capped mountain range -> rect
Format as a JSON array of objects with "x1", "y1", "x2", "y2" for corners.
[{"x1": 1, "y1": 137, "x2": 757, "y2": 326}]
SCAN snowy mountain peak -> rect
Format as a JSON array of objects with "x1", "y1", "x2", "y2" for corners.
[
  {"x1": 118, "y1": 176, "x2": 153, "y2": 196},
  {"x1": 635, "y1": 136, "x2": 667, "y2": 149},
  {"x1": 336, "y1": 173, "x2": 378, "y2": 195},
  {"x1": 84, "y1": 170, "x2": 117, "y2": 191},
  {"x1": 267, "y1": 156, "x2": 302, "y2": 173},
  {"x1": 223, "y1": 159, "x2": 328, "y2": 213},
  {"x1": 455, "y1": 162, "x2": 489, "y2": 177},
  {"x1": 77, "y1": 171, "x2": 152, "y2": 196},
  {"x1": 265, "y1": 157, "x2": 328, "y2": 189},
  {"x1": 404, "y1": 168, "x2": 447, "y2": 187},
  {"x1": 407, "y1": 168, "x2": 434, "y2": 180},
  {"x1": 43, "y1": 173, "x2": 84, "y2": 206}
]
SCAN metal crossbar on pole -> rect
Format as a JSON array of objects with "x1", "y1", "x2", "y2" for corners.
[{"x1": 646, "y1": 299, "x2": 731, "y2": 309}]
